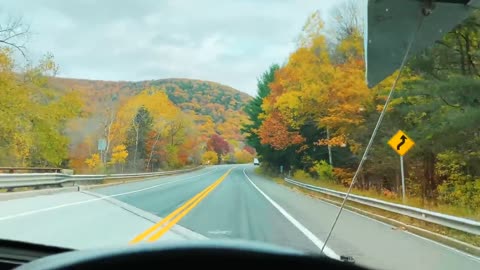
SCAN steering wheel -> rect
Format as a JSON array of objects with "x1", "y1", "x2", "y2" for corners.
[{"x1": 14, "y1": 240, "x2": 367, "y2": 270}]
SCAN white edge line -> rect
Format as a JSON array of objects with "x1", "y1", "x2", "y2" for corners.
[
  {"x1": 321, "y1": 198, "x2": 480, "y2": 262},
  {"x1": 0, "y1": 167, "x2": 219, "y2": 222},
  {"x1": 242, "y1": 168, "x2": 340, "y2": 261},
  {"x1": 286, "y1": 177, "x2": 480, "y2": 262}
]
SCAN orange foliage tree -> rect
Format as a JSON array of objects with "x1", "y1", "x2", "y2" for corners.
[{"x1": 257, "y1": 14, "x2": 370, "y2": 155}]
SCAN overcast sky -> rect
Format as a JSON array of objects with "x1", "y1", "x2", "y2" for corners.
[{"x1": 2, "y1": 0, "x2": 344, "y2": 96}]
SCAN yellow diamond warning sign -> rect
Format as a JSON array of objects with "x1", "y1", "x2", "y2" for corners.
[{"x1": 388, "y1": 130, "x2": 415, "y2": 156}]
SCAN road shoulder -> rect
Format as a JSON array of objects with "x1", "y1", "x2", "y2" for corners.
[{"x1": 242, "y1": 166, "x2": 480, "y2": 270}]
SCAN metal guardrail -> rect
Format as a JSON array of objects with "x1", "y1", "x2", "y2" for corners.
[
  {"x1": 0, "y1": 167, "x2": 63, "y2": 173},
  {"x1": 0, "y1": 167, "x2": 203, "y2": 190},
  {"x1": 284, "y1": 177, "x2": 480, "y2": 236}
]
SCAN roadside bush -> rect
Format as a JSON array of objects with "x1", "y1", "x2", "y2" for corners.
[
  {"x1": 406, "y1": 175, "x2": 423, "y2": 198},
  {"x1": 438, "y1": 178, "x2": 480, "y2": 210},
  {"x1": 436, "y1": 151, "x2": 480, "y2": 210},
  {"x1": 293, "y1": 170, "x2": 311, "y2": 181},
  {"x1": 333, "y1": 167, "x2": 354, "y2": 186},
  {"x1": 382, "y1": 188, "x2": 398, "y2": 199},
  {"x1": 310, "y1": 160, "x2": 334, "y2": 181}
]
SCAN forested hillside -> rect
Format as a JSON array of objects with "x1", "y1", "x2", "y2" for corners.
[
  {"x1": 45, "y1": 77, "x2": 253, "y2": 172},
  {"x1": 49, "y1": 78, "x2": 249, "y2": 122}
]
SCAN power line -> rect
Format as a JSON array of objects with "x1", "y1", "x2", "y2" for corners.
[{"x1": 320, "y1": 10, "x2": 426, "y2": 254}]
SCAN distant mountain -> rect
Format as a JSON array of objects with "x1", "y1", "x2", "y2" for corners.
[
  {"x1": 47, "y1": 77, "x2": 252, "y2": 143},
  {"x1": 124, "y1": 78, "x2": 251, "y2": 123}
]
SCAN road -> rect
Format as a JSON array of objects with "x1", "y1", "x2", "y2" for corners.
[{"x1": 0, "y1": 165, "x2": 478, "y2": 270}]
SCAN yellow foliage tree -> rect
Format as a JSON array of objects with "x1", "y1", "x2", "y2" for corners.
[
  {"x1": 110, "y1": 144, "x2": 128, "y2": 163},
  {"x1": 109, "y1": 87, "x2": 190, "y2": 171},
  {"x1": 112, "y1": 88, "x2": 181, "y2": 146},
  {"x1": 234, "y1": 149, "x2": 254, "y2": 164},
  {"x1": 85, "y1": 153, "x2": 101, "y2": 170},
  {"x1": 260, "y1": 15, "x2": 371, "y2": 152},
  {"x1": 0, "y1": 49, "x2": 83, "y2": 167},
  {"x1": 109, "y1": 144, "x2": 128, "y2": 172},
  {"x1": 202, "y1": 151, "x2": 218, "y2": 165}
]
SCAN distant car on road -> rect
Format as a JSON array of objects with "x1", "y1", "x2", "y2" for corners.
[{"x1": 253, "y1": 158, "x2": 260, "y2": 165}]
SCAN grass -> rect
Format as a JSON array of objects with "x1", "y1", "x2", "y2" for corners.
[
  {"x1": 254, "y1": 167, "x2": 283, "y2": 184},
  {"x1": 253, "y1": 167, "x2": 263, "y2": 175},
  {"x1": 0, "y1": 186, "x2": 35, "y2": 193},
  {"x1": 101, "y1": 177, "x2": 154, "y2": 185}
]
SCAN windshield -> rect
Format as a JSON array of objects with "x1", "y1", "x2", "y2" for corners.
[{"x1": 0, "y1": 1, "x2": 479, "y2": 270}]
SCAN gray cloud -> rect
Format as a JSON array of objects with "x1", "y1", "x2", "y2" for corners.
[{"x1": 2, "y1": 0, "x2": 340, "y2": 96}]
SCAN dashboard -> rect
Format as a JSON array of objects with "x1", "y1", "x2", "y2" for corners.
[{"x1": 0, "y1": 239, "x2": 368, "y2": 270}]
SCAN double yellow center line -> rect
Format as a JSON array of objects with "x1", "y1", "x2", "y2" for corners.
[{"x1": 130, "y1": 168, "x2": 233, "y2": 243}]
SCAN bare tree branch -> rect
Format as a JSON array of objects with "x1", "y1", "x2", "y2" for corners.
[
  {"x1": 0, "y1": 40, "x2": 26, "y2": 57},
  {"x1": 2, "y1": 30, "x2": 28, "y2": 42},
  {"x1": 330, "y1": 0, "x2": 364, "y2": 41},
  {"x1": 439, "y1": 95, "x2": 465, "y2": 110},
  {"x1": 0, "y1": 15, "x2": 30, "y2": 58},
  {"x1": 419, "y1": 93, "x2": 465, "y2": 110}
]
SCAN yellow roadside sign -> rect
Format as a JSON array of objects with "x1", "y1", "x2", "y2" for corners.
[{"x1": 388, "y1": 130, "x2": 415, "y2": 156}]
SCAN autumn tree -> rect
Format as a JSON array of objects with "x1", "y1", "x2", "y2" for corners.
[
  {"x1": 85, "y1": 153, "x2": 101, "y2": 172},
  {"x1": 242, "y1": 64, "x2": 279, "y2": 152},
  {"x1": 234, "y1": 149, "x2": 254, "y2": 164},
  {"x1": 207, "y1": 134, "x2": 230, "y2": 164},
  {"x1": 111, "y1": 88, "x2": 187, "y2": 171},
  {"x1": 125, "y1": 106, "x2": 153, "y2": 171},
  {"x1": 202, "y1": 151, "x2": 218, "y2": 165},
  {"x1": 243, "y1": 145, "x2": 255, "y2": 155},
  {"x1": 159, "y1": 115, "x2": 190, "y2": 169},
  {"x1": 99, "y1": 87, "x2": 120, "y2": 164},
  {"x1": 109, "y1": 144, "x2": 128, "y2": 172},
  {"x1": 258, "y1": 111, "x2": 305, "y2": 150},
  {"x1": 145, "y1": 114, "x2": 184, "y2": 171},
  {"x1": 0, "y1": 49, "x2": 83, "y2": 167},
  {"x1": 328, "y1": 0, "x2": 364, "y2": 43},
  {"x1": 177, "y1": 130, "x2": 202, "y2": 166}
]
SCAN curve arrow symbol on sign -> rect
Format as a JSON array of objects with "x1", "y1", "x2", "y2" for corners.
[{"x1": 396, "y1": 135, "x2": 407, "y2": 150}]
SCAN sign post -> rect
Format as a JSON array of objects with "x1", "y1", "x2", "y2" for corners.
[
  {"x1": 98, "y1": 138, "x2": 107, "y2": 163},
  {"x1": 400, "y1": 155, "x2": 405, "y2": 203},
  {"x1": 388, "y1": 130, "x2": 415, "y2": 204}
]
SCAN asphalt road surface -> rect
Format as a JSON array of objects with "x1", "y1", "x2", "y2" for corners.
[{"x1": 0, "y1": 165, "x2": 478, "y2": 270}]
